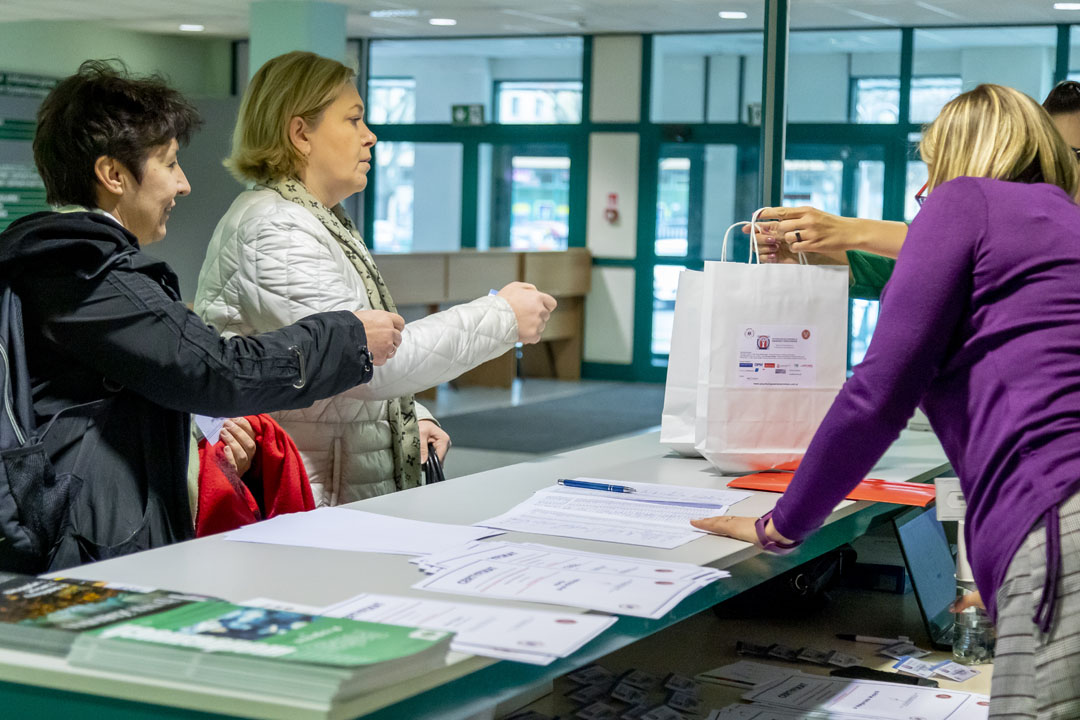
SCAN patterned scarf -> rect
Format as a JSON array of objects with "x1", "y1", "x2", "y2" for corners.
[{"x1": 263, "y1": 177, "x2": 421, "y2": 490}]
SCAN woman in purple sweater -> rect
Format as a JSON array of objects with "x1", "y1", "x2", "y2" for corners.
[{"x1": 693, "y1": 84, "x2": 1080, "y2": 717}]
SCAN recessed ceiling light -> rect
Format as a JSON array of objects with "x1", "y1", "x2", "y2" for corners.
[
  {"x1": 1055, "y1": 2, "x2": 1080, "y2": 8},
  {"x1": 429, "y1": 18, "x2": 457, "y2": 26},
  {"x1": 718, "y1": 11, "x2": 748, "y2": 19},
  {"x1": 179, "y1": 24, "x2": 205, "y2": 32},
  {"x1": 369, "y1": 9, "x2": 419, "y2": 18}
]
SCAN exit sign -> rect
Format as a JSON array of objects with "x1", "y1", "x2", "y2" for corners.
[{"x1": 451, "y1": 104, "x2": 485, "y2": 126}]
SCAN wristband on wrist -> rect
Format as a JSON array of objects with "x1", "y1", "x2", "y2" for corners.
[{"x1": 754, "y1": 510, "x2": 801, "y2": 555}]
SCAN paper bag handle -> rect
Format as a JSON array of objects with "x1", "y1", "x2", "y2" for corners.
[{"x1": 720, "y1": 208, "x2": 808, "y2": 265}]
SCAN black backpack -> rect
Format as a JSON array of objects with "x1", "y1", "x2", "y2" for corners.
[{"x1": 0, "y1": 286, "x2": 84, "y2": 573}]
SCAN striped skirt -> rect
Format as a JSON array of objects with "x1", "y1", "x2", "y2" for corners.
[{"x1": 991, "y1": 491, "x2": 1080, "y2": 719}]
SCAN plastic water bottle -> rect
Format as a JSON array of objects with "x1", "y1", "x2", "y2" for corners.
[
  {"x1": 952, "y1": 579, "x2": 995, "y2": 665},
  {"x1": 952, "y1": 524, "x2": 994, "y2": 665}
]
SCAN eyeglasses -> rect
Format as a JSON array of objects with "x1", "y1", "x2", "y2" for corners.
[{"x1": 914, "y1": 181, "x2": 928, "y2": 208}]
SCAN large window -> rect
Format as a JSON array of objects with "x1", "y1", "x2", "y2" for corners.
[
  {"x1": 651, "y1": 33, "x2": 763, "y2": 123},
  {"x1": 910, "y1": 77, "x2": 964, "y2": 123},
  {"x1": 373, "y1": 142, "x2": 462, "y2": 253},
  {"x1": 495, "y1": 81, "x2": 582, "y2": 124},
  {"x1": 783, "y1": 160, "x2": 843, "y2": 214},
  {"x1": 789, "y1": 30, "x2": 901, "y2": 124},
  {"x1": 852, "y1": 78, "x2": 900, "y2": 124},
  {"x1": 367, "y1": 78, "x2": 415, "y2": 124},
  {"x1": 913, "y1": 26, "x2": 1056, "y2": 123},
  {"x1": 368, "y1": 36, "x2": 583, "y2": 125},
  {"x1": 366, "y1": 37, "x2": 583, "y2": 255},
  {"x1": 851, "y1": 76, "x2": 963, "y2": 124}
]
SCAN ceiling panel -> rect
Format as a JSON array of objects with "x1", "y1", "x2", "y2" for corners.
[{"x1": 0, "y1": 0, "x2": 1074, "y2": 38}]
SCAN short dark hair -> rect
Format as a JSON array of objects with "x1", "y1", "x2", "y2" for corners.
[
  {"x1": 1043, "y1": 80, "x2": 1080, "y2": 116},
  {"x1": 33, "y1": 59, "x2": 201, "y2": 208}
]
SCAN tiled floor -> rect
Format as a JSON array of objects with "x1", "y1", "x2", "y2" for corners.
[{"x1": 429, "y1": 378, "x2": 618, "y2": 479}]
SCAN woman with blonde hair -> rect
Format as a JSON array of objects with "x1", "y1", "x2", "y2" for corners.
[
  {"x1": 693, "y1": 84, "x2": 1080, "y2": 717},
  {"x1": 745, "y1": 80, "x2": 1080, "y2": 277},
  {"x1": 195, "y1": 51, "x2": 556, "y2": 504}
]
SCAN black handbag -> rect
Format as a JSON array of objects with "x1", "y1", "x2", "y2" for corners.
[
  {"x1": 714, "y1": 544, "x2": 856, "y2": 617},
  {"x1": 423, "y1": 442, "x2": 446, "y2": 484}
]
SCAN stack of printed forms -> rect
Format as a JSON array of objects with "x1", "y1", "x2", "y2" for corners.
[
  {"x1": 410, "y1": 541, "x2": 729, "y2": 619},
  {"x1": 319, "y1": 592, "x2": 617, "y2": 666},
  {"x1": 707, "y1": 673, "x2": 991, "y2": 720}
]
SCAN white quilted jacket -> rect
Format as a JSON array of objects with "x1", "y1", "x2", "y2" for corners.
[{"x1": 194, "y1": 189, "x2": 518, "y2": 505}]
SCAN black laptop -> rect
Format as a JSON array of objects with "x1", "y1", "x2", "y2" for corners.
[{"x1": 892, "y1": 506, "x2": 957, "y2": 651}]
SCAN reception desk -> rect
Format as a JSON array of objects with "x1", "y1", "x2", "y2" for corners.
[{"x1": 0, "y1": 429, "x2": 949, "y2": 720}]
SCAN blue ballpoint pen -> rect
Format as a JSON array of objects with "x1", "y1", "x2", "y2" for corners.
[{"x1": 557, "y1": 479, "x2": 636, "y2": 494}]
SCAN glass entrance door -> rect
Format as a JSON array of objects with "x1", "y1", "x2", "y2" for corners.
[{"x1": 484, "y1": 142, "x2": 571, "y2": 251}]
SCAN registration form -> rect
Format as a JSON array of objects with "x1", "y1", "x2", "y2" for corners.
[
  {"x1": 411, "y1": 541, "x2": 728, "y2": 619},
  {"x1": 475, "y1": 481, "x2": 751, "y2": 548}
]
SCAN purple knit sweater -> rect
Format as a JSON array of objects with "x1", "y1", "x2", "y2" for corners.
[{"x1": 771, "y1": 176, "x2": 1080, "y2": 620}]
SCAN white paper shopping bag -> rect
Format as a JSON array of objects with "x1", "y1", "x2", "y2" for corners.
[
  {"x1": 660, "y1": 269, "x2": 704, "y2": 456},
  {"x1": 694, "y1": 234, "x2": 849, "y2": 473}
]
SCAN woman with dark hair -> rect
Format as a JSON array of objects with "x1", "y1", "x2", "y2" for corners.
[
  {"x1": 1043, "y1": 79, "x2": 1080, "y2": 150},
  {"x1": 2, "y1": 60, "x2": 403, "y2": 570}
]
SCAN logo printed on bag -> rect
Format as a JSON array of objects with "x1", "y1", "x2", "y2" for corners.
[{"x1": 757, "y1": 336, "x2": 770, "y2": 350}]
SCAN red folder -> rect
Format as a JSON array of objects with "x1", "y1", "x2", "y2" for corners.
[{"x1": 726, "y1": 472, "x2": 936, "y2": 507}]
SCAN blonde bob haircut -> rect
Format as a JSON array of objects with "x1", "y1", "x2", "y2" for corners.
[
  {"x1": 225, "y1": 51, "x2": 355, "y2": 183},
  {"x1": 921, "y1": 83, "x2": 1078, "y2": 198}
]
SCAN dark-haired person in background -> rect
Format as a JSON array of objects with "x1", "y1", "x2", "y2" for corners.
[
  {"x1": 3, "y1": 60, "x2": 404, "y2": 570},
  {"x1": 1043, "y1": 79, "x2": 1080, "y2": 150}
]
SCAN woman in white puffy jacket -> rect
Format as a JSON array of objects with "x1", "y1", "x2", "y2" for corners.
[{"x1": 194, "y1": 51, "x2": 557, "y2": 505}]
